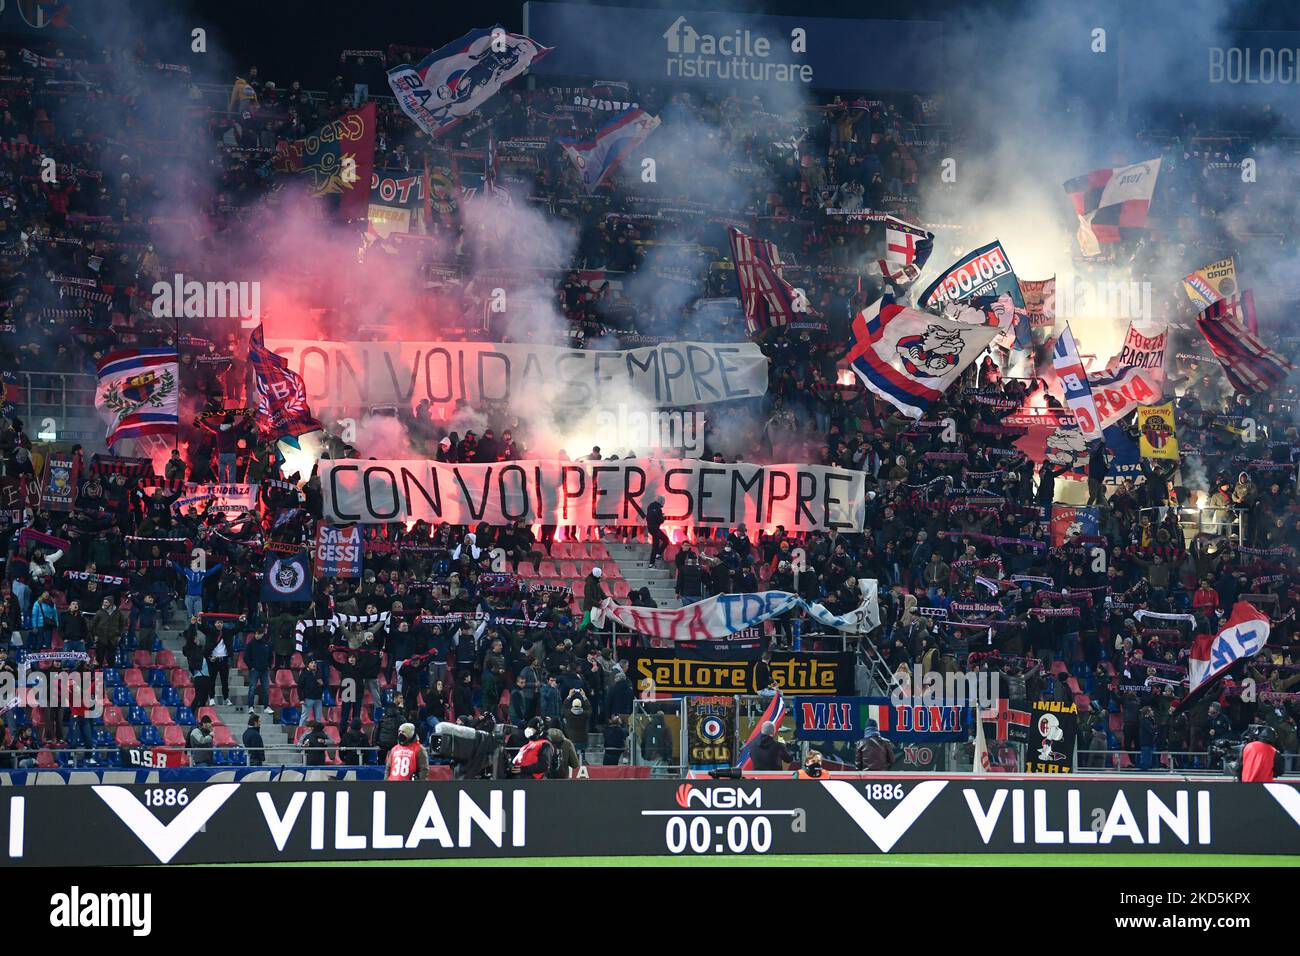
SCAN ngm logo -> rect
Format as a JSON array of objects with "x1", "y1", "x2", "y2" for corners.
[{"x1": 674, "y1": 784, "x2": 762, "y2": 810}]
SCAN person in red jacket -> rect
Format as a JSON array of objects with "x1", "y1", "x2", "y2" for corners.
[
  {"x1": 511, "y1": 717, "x2": 555, "y2": 779},
  {"x1": 1192, "y1": 579, "x2": 1220, "y2": 616},
  {"x1": 385, "y1": 723, "x2": 427, "y2": 781},
  {"x1": 1238, "y1": 723, "x2": 1283, "y2": 783}
]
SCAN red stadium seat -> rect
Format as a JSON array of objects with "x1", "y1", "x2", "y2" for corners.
[
  {"x1": 517, "y1": 563, "x2": 539, "y2": 578},
  {"x1": 134, "y1": 686, "x2": 158, "y2": 707},
  {"x1": 611, "y1": 582, "x2": 632, "y2": 600},
  {"x1": 162, "y1": 726, "x2": 187, "y2": 747},
  {"x1": 132, "y1": 650, "x2": 154, "y2": 669},
  {"x1": 550, "y1": 542, "x2": 572, "y2": 559},
  {"x1": 170, "y1": 669, "x2": 193, "y2": 689},
  {"x1": 212, "y1": 726, "x2": 237, "y2": 747},
  {"x1": 123, "y1": 668, "x2": 146, "y2": 688},
  {"x1": 150, "y1": 705, "x2": 175, "y2": 726},
  {"x1": 181, "y1": 687, "x2": 195, "y2": 708},
  {"x1": 155, "y1": 650, "x2": 177, "y2": 669},
  {"x1": 558, "y1": 562, "x2": 578, "y2": 579},
  {"x1": 537, "y1": 561, "x2": 558, "y2": 578},
  {"x1": 36, "y1": 749, "x2": 56, "y2": 768},
  {"x1": 114, "y1": 725, "x2": 140, "y2": 747},
  {"x1": 274, "y1": 669, "x2": 296, "y2": 689},
  {"x1": 101, "y1": 705, "x2": 125, "y2": 728},
  {"x1": 290, "y1": 653, "x2": 305, "y2": 669},
  {"x1": 589, "y1": 542, "x2": 610, "y2": 560},
  {"x1": 196, "y1": 706, "x2": 218, "y2": 724},
  {"x1": 269, "y1": 686, "x2": 286, "y2": 710}
]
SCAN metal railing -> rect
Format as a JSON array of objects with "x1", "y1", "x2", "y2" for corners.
[{"x1": 8, "y1": 370, "x2": 98, "y2": 429}]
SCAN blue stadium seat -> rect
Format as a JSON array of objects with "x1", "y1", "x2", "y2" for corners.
[
  {"x1": 120, "y1": 633, "x2": 137, "y2": 652},
  {"x1": 128, "y1": 705, "x2": 149, "y2": 725},
  {"x1": 160, "y1": 686, "x2": 180, "y2": 707},
  {"x1": 151, "y1": 636, "x2": 164, "y2": 652},
  {"x1": 139, "y1": 725, "x2": 162, "y2": 747},
  {"x1": 321, "y1": 689, "x2": 334, "y2": 707},
  {"x1": 94, "y1": 730, "x2": 115, "y2": 748},
  {"x1": 280, "y1": 706, "x2": 299, "y2": 726},
  {"x1": 148, "y1": 668, "x2": 168, "y2": 688},
  {"x1": 232, "y1": 635, "x2": 244, "y2": 653},
  {"x1": 212, "y1": 749, "x2": 229, "y2": 766},
  {"x1": 55, "y1": 749, "x2": 76, "y2": 767},
  {"x1": 175, "y1": 707, "x2": 195, "y2": 727},
  {"x1": 102, "y1": 668, "x2": 122, "y2": 687},
  {"x1": 111, "y1": 686, "x2": 132, "y2": 707},
  {"x1": 228, "y1": 748, "x2": 247, "y2": 766}
]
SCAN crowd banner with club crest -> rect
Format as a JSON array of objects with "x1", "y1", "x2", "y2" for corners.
[
  {"x1": 1137, "y1": 402, "x2": 1179, "y2": 460},
  {"x1": 94, "y1": 349, "x2": 179, "y2": 447}
]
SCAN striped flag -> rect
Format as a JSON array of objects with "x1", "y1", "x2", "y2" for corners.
[
  {"x1": 848, "y1": 295, "x2": 1000, "y2": 418},
  {"x1": 728, "y1": 227, "x2": 816, "y2": 339},
  {"x1": 94, "y1": 349, "x2": 179, "y2": 447},
  {"x1": 1064, "y1": 158, "x2": 1161, "y2": 256},
  {"x1": 736, "y1": 688, "x2": 785, "y2": 771},
  {"x1": 1052, "y1": 324, "x2": 1101, "y2": 440},
  {"x1": 1196, "y1": 298, "x2": 1293, "y2": 394}
]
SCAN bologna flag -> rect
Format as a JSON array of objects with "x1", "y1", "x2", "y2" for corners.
[
  {"x1": 1064, "y1": 158, "x2": 1161, "y2": 256},
  {"x1": 735, "y1": 688, "x2": 785, "y2": 771},
  {"x1": 1177, "y1": 602, "x2": 1271, "y2": 713},
  {"x1": 1196, "y1": 297, "x2": 1293, "y2": 394},
  {"x1": 271, "y1": 102, "x2": 375, "y2": 219},
  {"x1": 876, "y1": 215, "x2": 934, "y2": 288},
  {"x1": 729, "y1": 227, "x2": 815, "y2": 338},
  {"x1": 94, "y1": 349, "x2": 179, "y2": 447},
  {"x1": 848, "y1": 295, "x2": 1000, "y2": 419},
  {"x1": 558, "y1": 107, "x2": 660, "y2": 194},
  {"x1": 248, "y1": 326, "x2": 321, "y2": 439},
  {"x1": 1051, "y1": 324, "x2": 1101, "y2": 441},
  {"x1": 387, "y1": 26, "x2": 551, "y2": 139}
]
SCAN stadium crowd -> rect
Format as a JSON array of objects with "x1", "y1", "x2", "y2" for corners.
[{"x1": 0, "y1": 31, "x2": 1297, "y2": 777}]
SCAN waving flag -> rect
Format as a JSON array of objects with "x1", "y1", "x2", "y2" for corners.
[
  {"x1": 848, "y1": 295, "x2": 1000, "y2": 418},
  {"x1": 248, "y1": 326, "x2": 321, "y2": 439},
  {"x1": 736, "y1": 688, "x2": 785, "y2": 771},
  {"x1": 876, "y1": 215, "x2": 934, "y2": 288},
  {"x1": 728, "y1": 227, "x2": 816, "y2": 338},
  {"x1": 387, "y1": 26, "x2": 551, "y2": 138},
  {"x1": 1064, "y1": 158, "x2": 1161, "y2": 256},
  {"x1": 1196, "y1": 297, "x2": 1293, "y2": 393},
  {"x1": 1052, "y1": 324, "x2": 1101, "y2": 440},
  {"x1": 559, "y1": 108, "x2": 660, "y2": 193},
  {"x1": 919, "y1": 240, "x2": 1029, "y2": 349},
  {"x1": 270, "y1": 102, "x2": 375, "y2": 219},
  {"x1": 95, "y1": 349, "x2": 179, "y2": 447},
  {"x1": 1177, "y1": 602, "x2": 1271, "y2": 713},
  {"x1": 1183, "y1": 256, "x2": 1237, "y2": 309}
]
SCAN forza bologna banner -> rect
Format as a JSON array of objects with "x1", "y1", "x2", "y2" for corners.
[
  {"x1": 321, "y1": 458, "x2": 866, "y2": 532},
  {"x1": 626, "y1": 649, "x2": 855, "y2": 696},
  {"x1": 2, "y1": 779, "x2": 1298, "y2": 863},
  {"x1": 264, "y1": 339, "x2": 769, "y2": 411}
]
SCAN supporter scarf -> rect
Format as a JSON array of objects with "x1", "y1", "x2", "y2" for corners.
[
  {"x1": 1029, "y1": 606, "x2": 1080, "y2": 617},
  {"x1": 62, "y1": 570, "x2": 127, "y2": 586},
  {"x1": 1252, "y1": 575, "x2": 1284, "y2": 589},
  {"x1": 18, "y1": 529, "x2": 71, "y2": 551},
  {"x1": 1134, "y1": 609, "x2": 1197, "y2": 626},
  {"x1": 21, "y1": 650, "x2": 91, "y2": 665},
  {"x1": 923, "y1": 452, "x2": 969, "y2": 462},
  {"x1": 1238, "y1": 546, "x2": 1296, "y2": 556},
  {"x1": 950, "y1": 602, "x2": 1002, "y2": 616},
  {"x1": 125, "y1": 535, "x2": 190, "y2": 544}
]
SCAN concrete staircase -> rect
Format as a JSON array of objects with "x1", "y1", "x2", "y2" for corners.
[
  {"x1": 156, "y1": 618, "x2": 298, "y2": 764},
  {"x1": 603, "y1": 540, "x2": 678, "y2": 609}
]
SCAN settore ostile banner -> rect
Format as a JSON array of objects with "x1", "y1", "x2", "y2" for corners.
[
  {"x1": 321, "y1": 458, "x2": 866, "y2": 532},
  {"x1": 264, "y1": 339, "x2": 769, "y2": 411}
]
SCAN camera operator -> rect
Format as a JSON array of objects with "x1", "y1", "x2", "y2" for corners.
[
  {"x1": 1237, "y1": 722, "x2": 1285, "y2": 783},
  {"x1": 510, "y1": 717, "x2": 555, "y2": 779}
]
